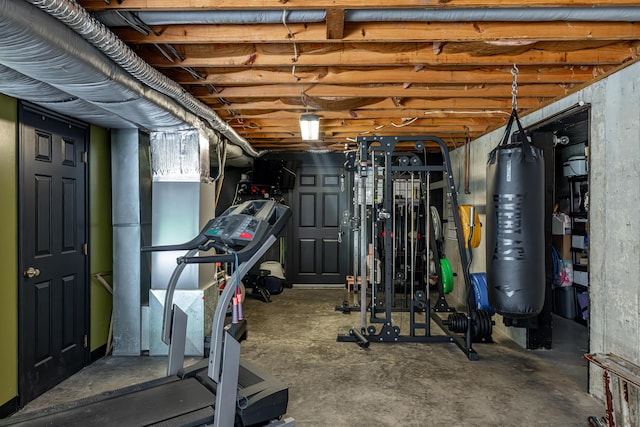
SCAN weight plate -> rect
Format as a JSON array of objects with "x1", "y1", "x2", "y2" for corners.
[
  {"x1": 470, "y1": 273, "x2": 495, "y2": 316},
  {"x1": 430, "y1": 206, "x2": 442, "y2": 241},
  {"x1": 440, "y1": 258, "x2": 454, "y2": 294}
]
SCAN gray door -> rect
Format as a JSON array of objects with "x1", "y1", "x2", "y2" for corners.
[
  {"x1": 18, "y1": 103, "x2": 89, "y2": 405},
  {"x1": 290, "y1": 165, "x2": 350, "y2": 285}
]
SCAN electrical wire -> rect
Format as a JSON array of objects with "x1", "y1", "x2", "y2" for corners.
[{"x1": 282, "y1": 10, "x2": 300, "y2": 79}]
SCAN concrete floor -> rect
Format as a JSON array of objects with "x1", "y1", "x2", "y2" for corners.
[{"x1": 17, "y1": 288, "x2": 602, "y2": 426}]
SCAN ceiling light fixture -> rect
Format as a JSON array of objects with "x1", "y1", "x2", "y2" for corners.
[{"x1": 300, "y1": 113, "x2": 320, "y2": 141}]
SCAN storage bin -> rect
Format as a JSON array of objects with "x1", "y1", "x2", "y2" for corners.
[
  {"x1": 553, "y1": 286, "x2": 576, "y2": 319},
  {"x1": 563, "y1": 155, "x2": 587, "y2": 177},
  {"x1": 552, "y1": 213, "x2": 571, "y2": 235},
  {"x1": 577, "y1": 290, "x2": 589, "y2": 320},
  {"x1": 574, "y1": 270, "x2": 588, "y2": 286}
]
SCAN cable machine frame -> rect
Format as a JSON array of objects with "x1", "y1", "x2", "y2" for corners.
[{"x1": 337, "y1": 135, "x2": 480, "y2": 360}]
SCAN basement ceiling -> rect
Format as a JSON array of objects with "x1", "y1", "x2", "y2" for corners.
[{"x1": 77, "y1": 1, "x2": 640, "y2": 153}]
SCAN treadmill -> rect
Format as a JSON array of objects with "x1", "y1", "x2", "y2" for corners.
[{"x1": 1, "y1": 199, "x2": 294, "y2": 427}]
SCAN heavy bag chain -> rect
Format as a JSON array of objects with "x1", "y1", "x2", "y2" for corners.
[
  {"x1": 499, "y1": 63, "x2": 528, "y2": 150},
  {"x1": 511, "y1": 64, "x2": 519, "y2": 112}
]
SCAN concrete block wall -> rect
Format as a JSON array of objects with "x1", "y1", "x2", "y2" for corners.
[{"x1": 444, "y1": 61, "x2": 640, "y2": 400}]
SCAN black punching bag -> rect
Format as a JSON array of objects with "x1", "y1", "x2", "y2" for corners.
[{"x1": 486, "y1": 111, "x2": 545, "y2": 318}]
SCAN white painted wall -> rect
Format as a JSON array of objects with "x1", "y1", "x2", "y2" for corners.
[{"x1": 444, "y1": 61, "x2": 640, "y2": 400}]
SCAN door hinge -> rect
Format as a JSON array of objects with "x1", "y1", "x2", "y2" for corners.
[
  {"x1": 83, "y1": 243, "x2": 88, "y2": 256},
  {"x1": 82, "y1": 151, "x2": 87, "y2": 163},
  {"x1": 84, "y1": 335, "x2": 88, "y2": 348}
]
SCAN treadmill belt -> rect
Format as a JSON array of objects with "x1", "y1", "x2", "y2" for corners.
[{"x1": 6, "y1": 378, "x2": 216, "y2": 427}]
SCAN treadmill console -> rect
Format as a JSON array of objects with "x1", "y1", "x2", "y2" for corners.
[
  {"x1": 204, "y1": 214, "x2": 262, "y2": 247},
  {"x1": 141, "y1": 199, "x2": 290, "y2": 258}
]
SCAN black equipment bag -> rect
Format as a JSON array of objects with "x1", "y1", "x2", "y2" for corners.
[
  {"x1": 486, "y1": 110, "x2": 545, "y2": 319},
  {"x1": 259, "y1": 261, "x2": 286, "y2": 295}
]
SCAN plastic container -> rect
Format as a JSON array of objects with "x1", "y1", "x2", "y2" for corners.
[
  {"x1": 553, "y1": 286, "x2": 576, "y2": 319},
  {"x1": 563, "y1": 155, "x2": 587, "y2": 177}
]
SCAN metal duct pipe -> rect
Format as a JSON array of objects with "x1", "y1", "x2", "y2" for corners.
[
  {"x1": 94, "y1": 7, "x2": 640, "y2": 26},
  {"x1": 25, "y1": 0, "x2": 259, "y2": 159},
  {"x1": 0, "y1": 2, "x2": 186, "y2": 128},
  {"x1": 0, "y1": 64, "x2": 137, "y2": 129},
  {"x1": 111, "y1": 128, "x2": 144, "y2": 356},
  {"x1": 0, "y1": 0, "x2": 250, "y2": 164},
  {"x1": 96, "y1": 10, "x2": 327, "y2": 26},
  {"x1": 346, "y1": 7, "x2": 640, "y2": 22}
]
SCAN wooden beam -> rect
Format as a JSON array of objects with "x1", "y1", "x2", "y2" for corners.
[
  {"x1": 189, "y1": 83, "x2": 573, "y2": 98},
  {"x1": 113, "y1": 22, "x2": 640, "y2": 44},
  {"x1": 181, "y1": 66, "x2": 596, "y2": 85},
  {"x1": 240, "y1": 119, "x2": 486, "y2": 128},
  {"x1": 224, "y1": 115, "x2": 504, "y2": 126},
  {"x1": 144, "y1": 42, "x2": 639, "y2": 68},
  {"x1": 235, "y1": 123, "x2": 489, "y2": 137},
  {"x1": 209, "y1": 97, "x2": 543, "y2": 110},
  {"x1": 326, "y1": 9, "x2": 345, "y2": 40}
]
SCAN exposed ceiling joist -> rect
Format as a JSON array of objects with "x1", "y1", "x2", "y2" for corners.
[
  {"x1": 72, "y1": 0, "x2": 640, "y2": 152},
  {"x1": 113, "y1": 22, "x2": 640, "y2": 44},
  {"x1": 144, "y1": 42, "x2": 638, "y2": 68}
]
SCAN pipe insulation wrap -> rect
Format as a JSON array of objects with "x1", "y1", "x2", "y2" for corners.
[
  {"x1": 0, "y1": 65, "x2": 140, "y2": 129},
  {"x1": 24, "y1": 0, "x2": 258, "y2": 158},
  {"x1": 0, "y1": 0, "x2": 195, "y2": 130},
  {"x1": 0, "y1": 0, "x2": 248, "y2": 163},
  {"x1": 94, "y1": 7, "x2": 640, "y2": 26},
  {"x1": 96, "y1": 10, "x2": 327, "y2": 26},
  {"x1": 345, "y1": 7, "x2": 640, "y2": 22}
]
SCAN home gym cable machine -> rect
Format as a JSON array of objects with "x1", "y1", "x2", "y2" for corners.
[{"x1": 337, "y1": 135, "x2": 492, "y2": 360}]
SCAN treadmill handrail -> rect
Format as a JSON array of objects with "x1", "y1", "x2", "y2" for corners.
[
  {"x1": 159, "y1": 226, "x2": 267, "y2": 345},
  {"x1": 141, "y1": 231, "x2": 211, "y2": 253},
  {"x1": 158, "y1": 201, "x2": 291, "y2": 346}
]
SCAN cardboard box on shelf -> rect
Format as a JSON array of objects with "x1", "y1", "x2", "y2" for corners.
[{"x1": 552, "y1": 234, "x2": 572, "y2": 260}]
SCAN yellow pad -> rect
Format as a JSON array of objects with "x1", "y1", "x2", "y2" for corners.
[{"x1": 458, "y1": 205, "x2": 482, "y2": 248}]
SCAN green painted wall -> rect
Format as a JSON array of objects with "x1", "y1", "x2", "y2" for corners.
[
  {"x1": 0, "y1": 94, "x2": 18, "y2": 406},
  {"x1": 89, "y1": 126, "x2": 113, "y2": 352}
]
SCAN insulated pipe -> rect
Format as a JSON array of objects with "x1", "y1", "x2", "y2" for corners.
[
  {"x1": 346, "y1": 7, "x2": 640, "y2": 22},
  {"x1": 0, "y1": 65, "x2": 138, "y2": 129},
  {"x1": 96, "y1": 10, "x2": 327, "y2": 26},
  {"x1": 95, "y1": 7, "x2": 640, "y2": 26},
  {"x1": 0, "y1": 1, "x2": 186, "y2": 129},
  {"x1": 0, "y1": 2, "x2": 247, "y2": 164},
  {"x1": 23, "y1": 0, "x2": 259, "y2": 159}
]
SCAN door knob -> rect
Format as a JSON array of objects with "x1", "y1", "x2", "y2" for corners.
[{"x1": 24, "y1": 267, "x2": 40, "y2": 278}]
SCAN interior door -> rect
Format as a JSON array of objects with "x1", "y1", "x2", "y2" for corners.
[
  {"x1": 290, "y1": 165, "x2": 350, "y2": 285},
  {"x1": 18, "y1": 102, "x2": 89, "y2": 405}
]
